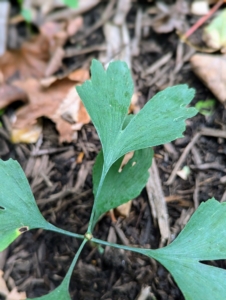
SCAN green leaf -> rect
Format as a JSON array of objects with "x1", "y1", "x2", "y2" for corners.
[
  {"x1": 76, "y1": 59, "x2": 134, "y2": 170},
  {"x1": 21, "y1": 8, "x2": 32, "y2": 22},
  {"x1": 140, "y1": 199, "x2": 226, "y2": 300},
  {"x1": 27, "y1": 283, "x2": 70, "y2": 300},
  {"x1": 62, "y1": 0, "x2": 78, "y2": 8},
  {"x1": 195, "y1": 99, "x2": 215, "y2": 116},
  {"x1": 0, "y1": 159, "x2": 50, "y2": 251},
  {"x1": 27, "y1": 239, "x2": 87, "y2": 300},
  {"x1": 76, "y1": 60, "x2": 197, "y2": 172},
  {"x1": 91, "y1": 148, "x2": 153, "y2": 228},
  {"x1": 203, "y1": 8, "x2": 226, "y2": 51}
]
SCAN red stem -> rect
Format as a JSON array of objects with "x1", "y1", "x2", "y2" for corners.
[{"x1": 183, "y1": 0, "x2": 225, "y2": 40}]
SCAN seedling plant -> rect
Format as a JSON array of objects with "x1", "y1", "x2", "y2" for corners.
[{"x1": 1, "y1": 60, "x2": 226, "y2": 300}]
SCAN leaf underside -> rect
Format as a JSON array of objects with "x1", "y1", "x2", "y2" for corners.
[{"x1": 140, "y1": 199, "x2": 226, "y2": 300}]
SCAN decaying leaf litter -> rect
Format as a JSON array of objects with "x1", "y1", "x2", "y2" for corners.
[{"x1": 1, "y1": 0, "x2": 226, "y2": 299}]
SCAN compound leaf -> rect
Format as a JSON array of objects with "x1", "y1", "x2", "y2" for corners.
[
  {"x1": 91, "y1": 148, "x2": 153, "y2": 228},
  {"x1": 76, "y1": 60, "x2": 197, "y2": 172},
  {"x1": 140, "y1": 199, "x2": 226, "y2": 300},
  {"x1": 0, "y1": 159, "x2": 50, "y2": 251}
]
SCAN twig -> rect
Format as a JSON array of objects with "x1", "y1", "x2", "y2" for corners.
[
  {"x1": 146, "y1": 158, "x2": 170, "y2": 246},
  {"x1": 31, "y1": 146, "x2": 73, "y2": 156},
  {"x1": 46, "y1": 0, "x2": 101, "y2": 22},
  {"x1": 165, "y1": 132, "x2": 201, "y2": 185},
  {"x1": 112, "y1": 222, "x2": 130, "y2": 246},
  {"x1": 200, "y1": 127, "x2": 226, "y2": 139},
  {"x1": 64, "y1": 44, "x2": 106, "y2": 58},
  {"x1": 191, "y1": 146, "x2": 202, "y2": 209},
  {"x1": 37, "y1": 188, "x2": 91, "y2": 205},
  {"x1": 142, "y1": 52, "x2": 172, "y2": 77},
  {"x1": 74, "y1": 0, "x2": 116, "y2": 43}
]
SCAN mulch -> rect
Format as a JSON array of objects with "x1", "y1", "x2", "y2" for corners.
[{"x1": 1, "y1": 1, "x2": 226, "y2": 299}]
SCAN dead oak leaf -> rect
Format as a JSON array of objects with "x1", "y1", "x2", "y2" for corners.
[
  {"x1": 190, "y1": 53, "x2": 226, "y2": 105},
  {"x1": 0, "y1": 83, "x2": 27, "y2": 109},
  {"x1": 0, "y1": 270, "x2": 26, "y2": 300},
  {"x1": 12, "y1": 78, "x2": 90, "y2": 143},
  {"x1": 0, "y1": 35, "x2": 49, "y2": 81}
]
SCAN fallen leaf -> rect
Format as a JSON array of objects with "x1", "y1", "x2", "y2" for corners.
[
  {"x1": 12, "y1": 78, "x2": 90, "y2": 143},
  {"x1": 0, "y1": 35, "x2": 49, "y2": 81},
  {"x1": 44, "y1": 46, "x2": 65, "y2": 77},
  {"x1": 203, "y1": 8, "x2": 226, "y2": 52},
  {"x1": 176, "y1": 166, "x2": 190, "y2": 180},
  {"x1": 11, "y1": 121, "x2": 43, "y2": 144},
  {"x1": 115, "y1": 201, "x2": 132, "y2": 218},
  {"x1": 0, "y1": 270, "x2": 26, "y2": 299},
  {"x1": 66, "y1": 16, "x2": 83, "y2": 36},
  {"x1": 68, "y1": 69, "x2": 90, "y2": 82},
  {"x1": 0, "y1": 270, "x2": 8, "y2": 297},
  {"x1": 6, "y1": 287, "x2": 26, "y2": 300},
  {"x1": 190, "y1": 53, "x2": 226, "y2": 105},
  {"x1": 54, "y1": 86, "x2": 90, "y2": 141},
  {"x1": 0, "y1": 83, "x2": 27, "y2": 109}
]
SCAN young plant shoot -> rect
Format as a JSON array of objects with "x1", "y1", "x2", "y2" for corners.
[{"x1": 1, "y1": 60, "x2": 226, "y2": 300}]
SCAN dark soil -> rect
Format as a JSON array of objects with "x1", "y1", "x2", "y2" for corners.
[{"x1": 1, "y1": 1, "x2": 226, "y2": 300}]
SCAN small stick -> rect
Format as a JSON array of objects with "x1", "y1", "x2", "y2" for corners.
[
  {"x1": 191, "y1": 146, "x2": 202, "y2": 209},
  {"x1": 166, "y1": 132, "x2": 201, "y2": 185},
  {"x1": 142, "y1": 52, "x2": 172, "y2": 77},
  {"x1": 200, "y1": 127, "x2": 226, "y2": 139},
  {"x1": 146, "y1": 158, "x2": 170, "y2": 246}
]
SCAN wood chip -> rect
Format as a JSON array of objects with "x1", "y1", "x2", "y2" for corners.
[{"x1": 146, "y1": 158, "x2": 170, "y2": 246}]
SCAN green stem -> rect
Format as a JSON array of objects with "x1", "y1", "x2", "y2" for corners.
[
  {"x1": 87, "y1": 164, "x2": 109, "y2": 233},
  {"x1": 91, "y1": 237, "x2": 156, "y2": 257},
  {"x1": 63, "y1": 239, "x2": 87, "y2": 288},
  {"x1": 44, "y1": 222, "x2": 84, "y2": 240}
]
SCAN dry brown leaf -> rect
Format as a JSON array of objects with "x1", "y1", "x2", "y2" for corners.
[
  {"x1": 0, "y1": 84, "x2": 27, "y2": 109},
  {"x1": 0, "y1": 35, "x2": 49, "y2": 81},
  {"x1": 66, "y1": 16, "x2": 83, "y2": 36},
  {"x1": 0, "y1": 270, "x2": 26, "y2": 300},
  {"x1": 12, "y1": 78, "x2": 90, "y2": 143},
  {"x1": 116, "y1": 201, "x2": 132, "y2": 218},
  {"x1": 190, "y1": 53, "x2": 226, "y2": 105},
  {"x1": 0, "y1": 270, "x2": 8, "y2": 297},
  {"x1": 11, "y1": 122, "x2": 43, "y2": 144},
  {"x1": 68, "y1": 69, "x2": 90, "y2": 82},
  {"x1": 40, "y1": 68, "x2": 89, "y2": 87},
  {"x1": 54, "y1": 86, "x2": 90, "y2": 141},
  {"x1": 6, "y1": 287, "x2": 26, "y2": 300},
  {"x1": 39, "y1": 21, "x2": 65, "y2": 48},
  {"x1": 45, "y1": 46, "x2": 65, "y2": 77}
]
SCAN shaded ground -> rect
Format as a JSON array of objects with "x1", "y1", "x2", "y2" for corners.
[{"x1": 1, "y1": 1, "x2": 226, "y2": 299}]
